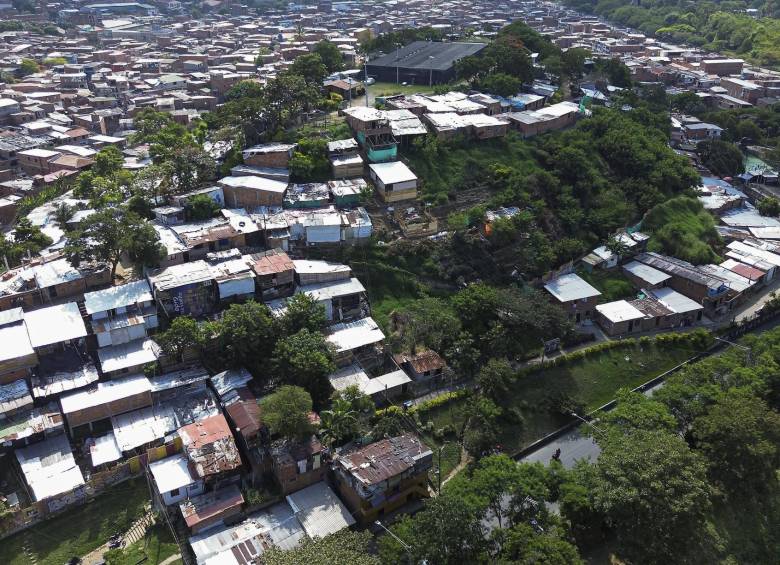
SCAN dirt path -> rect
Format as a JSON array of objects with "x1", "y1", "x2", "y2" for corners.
[{"x1": 441, "y1": 447, "x2": 471, "y2": 487}]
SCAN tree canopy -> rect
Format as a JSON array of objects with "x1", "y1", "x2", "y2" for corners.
[{"x1": 260, "y1": 385, "x2": 314, "y2": 442}]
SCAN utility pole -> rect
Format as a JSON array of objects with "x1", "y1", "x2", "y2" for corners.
[
  {"x1": 713, "y1": 336, "x2": 752, "y2": 364},
  {"x1": 364, "y1": 54, "x2": 370, "y2": 106},
  {"x1": 428, "y1": 55, "x2": 435, "y2": 87},
  {"x1": 396, "y1": 42, "x2": 401, "y2": 84}
]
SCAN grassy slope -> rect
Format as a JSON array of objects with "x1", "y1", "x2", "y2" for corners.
[
  {"x1": 0, "y1": 477, "x2": 150, "y2": 565},
  {"x1": 422, "y1": 343, "x2": 695, "y2": 454},
  {"x1": 403, "y1": 133, "x2": 541, "y2": 199},
  {"x1": 105, "y1": 523, "x2": 180, "y2": 565},
  {"x1": 577, "y1": 268, "x2": 636, "y2": 303}
]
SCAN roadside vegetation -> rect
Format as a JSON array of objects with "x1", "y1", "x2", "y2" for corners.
[{"x1": 378, "y1": 325, "x2": 780, "y2": 564}]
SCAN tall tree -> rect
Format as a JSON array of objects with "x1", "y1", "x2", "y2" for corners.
[
  {"x1": 92, "y1": 146, "x2": 124, "y2": 177},
  {"x1": 379, "y1": 496, "x2": 487, "y2": 565},
  {"x1": 590, "y1": 429, "x2": 713, "y2": 563},
  {"x1": 692, "y1": 390, "x2": 780, "y2": 496},
  {"x1": 64, "y1": 207, "x2": 163, "y2": 279},
  {"x1": 319, "y1": 397, "x2": 359, "y2": 447},
  {"x1": 260, "y1": 385, "x2": 314, "y2": 442},
  {"x1": 276, "y1": 293, "x2": 328, "y2": 336},
  {"x1": 272, "y1": 329, "x2": 336, "y2": 405},
  {"x1": 216, "y1": 301, "x2": 277, "y2": 370},
  {"x1": 312, "y1": 40, "x2": 344, "y2": 73}
]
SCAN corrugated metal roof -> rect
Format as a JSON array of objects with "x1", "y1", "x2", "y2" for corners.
[{"x1": 285, "y1": 481, "x2": 355, "y2": 539}]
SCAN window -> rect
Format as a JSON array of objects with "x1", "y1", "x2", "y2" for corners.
[{"x1": 169, "y1": 488, "x2": 180, "y2": 497}]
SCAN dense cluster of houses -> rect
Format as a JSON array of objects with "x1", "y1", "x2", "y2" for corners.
[
  {"x1": 541, "y1": 175, "x2": 780, "y2": 336},
  {"x1": 0, "y1": 240, "x2": 456, "y2": 559}
]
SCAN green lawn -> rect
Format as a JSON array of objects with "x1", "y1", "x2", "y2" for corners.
[
  {"x1": 0, "y1": 477, "x2": 151, "y2": 565},
  {"x1": 577, "y1": 268, "x2": 637, "y2": 303},
  {"x1": 421, "y1": 342, "x2": 695, "y2": 455},
  {"x1": 104, "y1": 523, "x2": 180, "y2": 565}
]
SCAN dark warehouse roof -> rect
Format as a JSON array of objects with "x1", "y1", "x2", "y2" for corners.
[{"x1": 367, "y1": 40, "x2": 487, "y2": 70}]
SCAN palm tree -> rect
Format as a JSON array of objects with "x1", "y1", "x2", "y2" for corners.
[
  {"x1": 319, "y1": 398, "x2": 359, "y2": 447},
  {"x1": 605, "y1": 234, "x2": 630, "y2": 258},
  {"x1": 51, "y1": 202, "x2": 75, "y2": 231}
]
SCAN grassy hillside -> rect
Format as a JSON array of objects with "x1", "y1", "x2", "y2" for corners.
[{"x1": 643, "y1": 196, "x2": 722, "y2": 264}]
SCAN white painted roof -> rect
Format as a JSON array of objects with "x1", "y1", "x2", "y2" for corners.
[
  {"x1": 90, "y1": 431, "x2": 123, "y2": 467},
  {"x1": 97, "y1": 337, "x2": 161, "y2": 373},
  {"x1": 150, "y1": 453, "x2": 197, "y2": 493},
  {"x1": 218, "y1": 175, "x2": 288, "y2": 194},
  {"x1": 623, "y1": 260, "x2": 671, "y2": 286},
  {"x1": 24, "y1": 302, "x2": 87, "y2": 348},
  {"x1": 596, "y1": 300, "x2": 646, "y2": 323},
  {"x1": 15, "y1": 434, "x2": 85, "y2": 501},
  {"x1": 369, "y1": 161, "x2": 417, "y2": 185},
  {"x1": 0, "y1": 320, "x2": 34, "y2": 363},
  {"x1": 544, "y1": 273, "x2": 601, "y2": 303},
  {"x1": 60, "y1": 373, "x2": 150, "y2": 414},
  {"x1": 326, "y1": 317, "x2": 385, "y2": 353},
  {"x1": 649, "y1": 287, "x2": 703, "y2": 314},
  {"x1": 84, "y1": 279, "x2": 152, "y2": 315},
  {"x1": 297, "y1": 277, "x2": 365, "y2": 301}
]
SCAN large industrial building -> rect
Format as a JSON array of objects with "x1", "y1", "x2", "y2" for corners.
[{"x1": 365, "y1": 41, "x2": 487, "y2": 85}]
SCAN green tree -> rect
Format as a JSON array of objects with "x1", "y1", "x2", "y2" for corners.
[
  {"x1": 697, "y1": 139, "x2": 745, "y2": 177},
  {"x1": 225, "y1": 79, "x2": 265, "y2": 101},
  {"x1": 600, "y1": 389, "x2": 678, "y2": 435},
  {"x1": 92, "y1": 146, "x2": 124, "y2": 177},
  {"x1": 51, "y1": 202, "x2": 76, "y2": 230},
  {"x1": 476, "y1": 358, "x2": 514, "y2": 405},
  {"x1": 18, "y1": 58, "x2": 39, "y2": 76},
  {"x1": 379, "y1": 496, "x2": 487, "y2": 565},
  {"x1": 758, "y1": 196, "x2": 780, "y2": 217},
  {"x1": 184, "y1": 193, "x2": 220, "y2": 221},
  {"x1": 272, "y1": 329, "x2": 336, "y2": 405},
  {"x1": 156, "y1": 316, "x2": 204, "y2": 359},
  {"x1": 12, "y1": 217, "x2": 52, "y2": 253},
  {"x1": 319, "y1": 397, "x2": 359, "y2": 447},
  {"x1": 216, "y1": 301, "x2": 277, "y2": 370},
  {"x1": 446, "y1": 454, "x2": 522, "y2": 527},
  {"x1": 671, "y1": 91, "x2": 707, "y2": 115},
  {"x1": 312, "y1": 40, "x2": 344, "y2": 73},
  {"x1": 692, "y1": 390, "x2": 780, "y2": 496},
  {"x1": 595, "y1": 57, "x2": 632, "y2": 87},
  {"x1": 591, "y1": 429, "x2": 713, "y2": 563},
  {"x1": 288, "y1": 53, "x2": 327, "y2": 86},
  {"x1": 43, "y1": 56, "x2": 68, "y2": 66},
  {"x1": 64, "y1": 207, "x2": 163, "y2": 279},
  {"x1": 260, "y1": 385, "x2": 314, "y2": 441},
  {"x1": 497, "y1": 522, "x2": 584, "y2": 564},
  {"x1": 561, "y1": 47, "x2": 589, "y2": 78},
  {"x1": 479, "y1": 73, "x2": 522, "y2": 97},
  {"x1": 396, "y1": 297, "x2": 461, "y2": 354},
  {"x1": 276, "y1": 293, "x2": 327, "y2": 336},
  {"x1": 264, "y1": 530, "x2": 378, "y2": 565}
]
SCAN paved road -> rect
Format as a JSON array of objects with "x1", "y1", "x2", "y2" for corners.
[
  {"x1": 517, "y1": 380, "x2": 667, "y2": 469},
  {"x1": 734, "y1": 277, "x2": 780, "y2": 322},
  {"x1": 520, "y1": 428, "x2": 600, "y2": 469}
]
